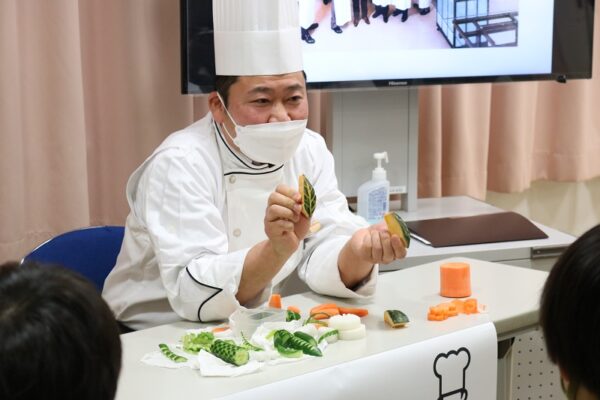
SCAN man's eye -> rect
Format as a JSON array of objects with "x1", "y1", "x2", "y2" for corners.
[
  {"x1": 253, "y1": 98, "x2": 270, "y2": 104},
  {"x1": 288, "y1": 96, "x2": 303, "y2": 103}
]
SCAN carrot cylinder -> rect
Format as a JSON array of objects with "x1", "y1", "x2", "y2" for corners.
[{"x1": 440, "y1": 262, "x2": 472, "y2": 298}]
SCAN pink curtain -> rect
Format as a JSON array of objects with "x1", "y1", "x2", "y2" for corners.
[
  {"x1": 1, "y1": 0, "x2": 599, "y2": 261},
  {"x1": 418, "y1": 3, "x2": 600, "y2": 198}
]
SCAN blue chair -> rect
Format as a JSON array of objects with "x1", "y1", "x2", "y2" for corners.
[{"x1": 22, "y1": 226, "x2": 125, "y2": 291}]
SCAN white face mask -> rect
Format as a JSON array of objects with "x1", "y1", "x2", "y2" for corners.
[{"x1": 217, "y1": 93, "x2": 307, "y2": 165}]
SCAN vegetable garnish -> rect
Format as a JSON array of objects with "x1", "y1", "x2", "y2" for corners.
[
  {"x1": 383, "y1": 212, "x2": 411, "y2": 248},
  {"x1": 159, "y1": 343, "x2": 188, "y2": 363},
  {"x1": 427, "y1": 298, "x2": 481, "y2": 321},
  {"x1": 210, "y1": 340, "x2": 250, "y2": 366},
  {"x1": 241, "y1": 331, "x2": 264, "y2": 352},
  {"x1": 268, "y1": 293, "x2": 282, "y2": 309},
  {"x1": 286, "y1": 309, "x2": 301, "y2": 322},
  {"x1": 383, "y1": 310, "x2": 409, "y2": 328},
  {"x1": 310, "y1": 303, "x2": 369, "y2": 318},
  {"x1": 317, "y1": 329, "x2": 339, "y2": 344},
  {"x1": 299, "y1": 174, "x2": 317, "y2": 218},
  {"x1": 274, "y1": 330, "x2": 322, "y2": 357},
  {"x1": 182, "y1": 331, "x2": 215, "y2": 354},
  {"x1": 287, "y1": 305, "x2": 301, "y2": 314}
]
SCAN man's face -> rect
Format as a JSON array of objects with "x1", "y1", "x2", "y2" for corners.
[{"x1": 209, "y1": 71, "x2": 309, "y2": 144}]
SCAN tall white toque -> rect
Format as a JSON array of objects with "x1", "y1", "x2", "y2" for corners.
[{"x1": 212, "y1": 0, "x2": 303, "y2": 76}]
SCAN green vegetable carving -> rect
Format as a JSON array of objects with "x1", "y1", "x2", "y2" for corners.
[
  {"x1": 317, "y1": 329, "x2": 339, "y2": 344},
  {"x1": 210, "y1": 339, "x2": 250, "y2": 366},
  {"x1": 274, "y1": 329, "x2": 322, "y2": 357},
  {"x1": 182, "y1": 331, "x2": 215, "y2": 354},
  {"x1": 299, "y1": 174, "x2": 317, "y2": 218},
  {"x1": 286, "y1": 310, "x2": 301, "y2": 322},
  {"x1": 159, "y1": 343, "x2": 188, "y2": 363},
  {"x1": 241, "y1": 331, "x2": 264, "y2": 352}
]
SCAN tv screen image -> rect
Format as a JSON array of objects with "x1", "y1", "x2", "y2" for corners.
[{"x1": 180, "y1": 0, "x2": 594, "y2": 93}]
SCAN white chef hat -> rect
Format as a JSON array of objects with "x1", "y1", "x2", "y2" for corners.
[{"x1": 212, "y1": 0, "x2": 303, "y2": 76}]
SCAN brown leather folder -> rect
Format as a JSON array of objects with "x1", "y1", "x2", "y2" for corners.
[{"x1": 405, "y1": 211, "x2": 548, "y2": 248}]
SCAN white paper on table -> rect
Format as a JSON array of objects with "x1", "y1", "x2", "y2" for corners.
[{"x1": 140, "y1": 320, "x2": 323, "y2": 376}]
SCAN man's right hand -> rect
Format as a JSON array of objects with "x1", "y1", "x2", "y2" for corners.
[{"x1": 264, "y1": 184, "x2": 311, "y2": 260}]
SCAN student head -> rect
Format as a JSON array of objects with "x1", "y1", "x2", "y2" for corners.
[
  {"x1": 540, "y1": 224, "x2": 600, "y2": 399},
  {"x1": 0, "y1": 261, "x2": 122, "y2": 400}
]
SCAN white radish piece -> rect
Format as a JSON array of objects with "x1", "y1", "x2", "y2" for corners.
[
  {"x1": 338, "y1": 324, "x2": 367, "y2": 340},
  {"x1": 327, "y1": 314, "x2": 361, "y2": 331}
]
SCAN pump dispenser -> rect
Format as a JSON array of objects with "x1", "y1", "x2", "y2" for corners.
[{"x1": 357, "y1": 152, "x2": 390, "y2": 224}]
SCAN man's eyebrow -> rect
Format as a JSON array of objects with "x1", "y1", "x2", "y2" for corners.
[
  {"x1": 284, "y1": 83, "x2": 304, "y2": 92},
  {"x1": 248, "y1": 86, "x2": 274, "y2": 95},
  {"x1": 247, "y1": 84, "x2": 304, "y2": 95}
]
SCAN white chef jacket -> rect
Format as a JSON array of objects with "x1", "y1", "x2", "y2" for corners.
[{"x1": 102, "y1": 113, "x2": 377, "y2": 330}]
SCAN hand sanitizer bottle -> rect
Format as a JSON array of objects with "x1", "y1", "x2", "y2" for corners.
[{"x1": 357, "y1": 152, "x2": 390, "y2": 224}]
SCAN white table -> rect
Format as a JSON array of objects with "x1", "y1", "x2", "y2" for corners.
[
  {"x1": 116, "y1": 258, "x2": 548, "y2": 400},
  {"x1": 385, "y1": 196, "x2": 574, "y2": 271}
]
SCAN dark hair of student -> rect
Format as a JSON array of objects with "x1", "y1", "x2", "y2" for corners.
[
  {"x1": 539, "y1": 224, "x2": 600, "y2": 398},
  {"x1": 0, "y1": 261, "x2": 122, "y2": 400}
]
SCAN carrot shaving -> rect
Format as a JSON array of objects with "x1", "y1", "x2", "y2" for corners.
[{"x1": 211, "y1": 326, "x2": 230, "y2": 333}]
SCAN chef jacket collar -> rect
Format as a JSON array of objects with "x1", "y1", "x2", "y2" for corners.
[{"x1": 213, "y1": 120, "x2": 283, "y2": 175}]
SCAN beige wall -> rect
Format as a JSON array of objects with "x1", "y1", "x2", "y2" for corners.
[{"x1": 486, "y1": 177, "x2": 600, "y2": 237}]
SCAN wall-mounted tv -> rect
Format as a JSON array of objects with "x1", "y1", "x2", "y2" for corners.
[{"x1": 181, "y1": 0, "x2": 595, "y2": 94}]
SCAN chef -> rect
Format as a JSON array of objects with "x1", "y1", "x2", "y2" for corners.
[{"x1": 103, "y1": 0, "x2": 406, "y2": 331}]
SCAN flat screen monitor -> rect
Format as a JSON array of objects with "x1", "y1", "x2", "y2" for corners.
[{"x1": 181, "y1": 0, "x2": 595, "y2": 94}]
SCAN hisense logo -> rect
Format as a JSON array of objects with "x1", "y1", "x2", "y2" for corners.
[{"x1": 388, "y1": 81, "x2": 408, "y2": 86}]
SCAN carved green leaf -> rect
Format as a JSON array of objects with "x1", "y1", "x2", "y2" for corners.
[{"x1": 301, "y1": 175, "x2": 317, "y2": 218}]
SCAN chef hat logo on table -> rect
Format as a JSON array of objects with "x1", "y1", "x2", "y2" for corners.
[
  {"x1": 433, "y1": 347, "x2": 472, "y2": 400},
  {"x1": 212, "y1": 0, "x2": 308, "y2": 166}
]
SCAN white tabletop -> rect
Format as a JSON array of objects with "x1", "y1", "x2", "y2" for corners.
[
  {"x1": 382, "y1": 196, "x2": 575, "y2": 270},
  {"x1": 115, "y1": 257, "x2": 548, "y2": 400}
]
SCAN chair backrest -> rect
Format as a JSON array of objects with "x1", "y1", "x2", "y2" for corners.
[{"x1": 22, "y1": 226, "x2": 125, "y2": 291}]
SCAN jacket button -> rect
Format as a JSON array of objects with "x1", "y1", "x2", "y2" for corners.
[
  {"x1": 229, "y1": 175, "x2": 236, "y2": 184},
  {"x1": 233, "y1": 228, "x2": 241, "y2": 237}
]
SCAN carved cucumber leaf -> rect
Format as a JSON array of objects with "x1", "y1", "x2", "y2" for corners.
[{"x1": 299, "y1": 174, "x2": 317, "y2": 218}]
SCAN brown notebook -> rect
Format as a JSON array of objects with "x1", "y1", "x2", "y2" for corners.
[{"x1": 405, "y1": 211, "x2": 548, "y2": 248}]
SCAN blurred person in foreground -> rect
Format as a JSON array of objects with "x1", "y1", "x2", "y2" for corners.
[
  {"x1": 0, "y1": 261, "x2": 122, "y2": 400},
  {"x1": 540, "y1": 224, "x2": 600, "y2": 400}
]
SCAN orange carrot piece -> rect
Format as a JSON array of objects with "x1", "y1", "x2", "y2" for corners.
[
  {"x1": 287, "y1": 305, "x2": 301, "y2": 314},
  {"x1": 212, "y1": 325, "x2": 230, "y2": 333},
  {"x1": 269, "y1": 293, "x2": 282, "y2": 309},
  {"x1": 464, "y1": 298, "x2": 478, "y2": 314},
  {"x1": 338, "y1": 306, "x2": 369, "y2": 318},
  {"x1": 440, "y1": 262, "x2": 472, "y2": 298},
  {"x1": 451, "y1": 299, "x2": 465, "y2": 314},
  {"x1": 310, "y1": 303, "x2": 339, "y2": 314},
  {"x1": 310, "y1": 308, "x2": 340, "y2": 320}
]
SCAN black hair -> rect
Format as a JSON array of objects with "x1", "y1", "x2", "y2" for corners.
[
  {"x1": 540, "y1": 224, "x2": 600, "y2": 397},
  {"x1": 214, "y1": 75, "x2": 239, "y2": 106},
  {"x1": 0, "y1": 261, "x2": 122, "y2": 400},
  {"x1": 214, "y1": 71, "x2": 308, "y2": 107}
]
